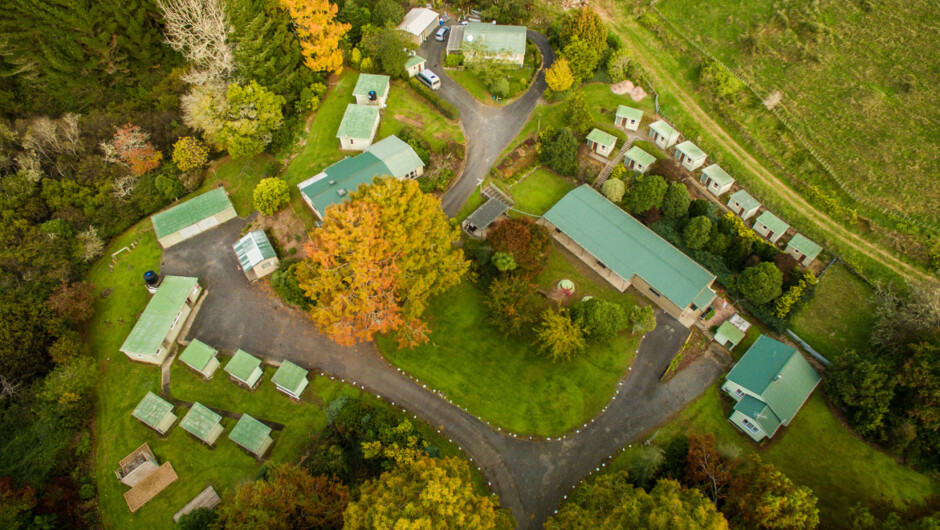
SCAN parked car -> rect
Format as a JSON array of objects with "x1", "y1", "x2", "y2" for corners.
[{"x1": 435, "y1": 26, "x2": 450, "y2": 41}]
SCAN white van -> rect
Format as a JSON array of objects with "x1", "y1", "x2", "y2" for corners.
[
  {"x1": 417, "y1": 69, "x2": 441, "y2": 90},
  {"x1": 435, "y1": 26, "x2": 450, "y2": 42}
]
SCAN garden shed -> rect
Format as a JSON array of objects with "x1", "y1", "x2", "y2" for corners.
[
  {"x1": 649, "y1": 119, "x2": 680, "y2": 149},
  {"x1": 447, "y1": 23, "x2": 527, "y2": 66},
  {"x1": 615, "y1": 105, "x2": 643, "y2": 131},
  {"x1": 132, "y1": 392, "x2": 177, "y2": 435},
  {"x1": 178, "y1": 339, "x2": 220, "y2": 380},
  {"x1": 785, "y1": 234, "x2": 822, "y2": 266},
  {"x1": 115, "y1": 443, "x2": 159, "y2": 487},
  {"x1": 753, "y1": 211, "x2": 789, "y2": 244},
  {"x1": 352, "y1": 73, "x2": 390, "y2": 106},
  {"x1": 624, "y1": 145, "x2": 656, "y2": 173},
  {"x1": 151, "y1": 187, "x2": 236, "y2": 248},
  {"x1": 727, "y1": 189, "x2": 761, "y2": 220},
  {"x1": 120, "y1": 276, "x2": 203, "y2": 364},
  {"x1": 123, "y1": 462, "x2": 177, "y2": 512},
  {"x1": 405, "y1": 55, "x2": 427, "y2": 77},
  {"x1": 337, "y1": 104, "x2": 380, "y2": 151},
  {"x1": 462, "y1": 198, "x2": 510, "y2": 239},
  {"x1": 674, "y1": 140, "x2": 707, "y2": 171},
  {"x1": 397, "y1": 7, "x2": 439, "y2": 44},
  {"x1": 233, "y1": 230, "x2": 279, "y2": 281},
  {"x1": 700, "y1": 164, "x2": 734, "y2": 197},
  {"x1": 271, "y1": 361, "x2": 309, "y2": 400},
  {"x1": 229, "y1": 414, "x2": 274, "y2": 458},
  {"x1": 179, "y1": 402, "x2": 224, "y2": 446},
  {"x1": 586, "y1": 128, "x2": 617, "y2": 158},
  {"x1": 539, "y1": 185, "x2": 717, "y2": 327},
  {"x1": 714, "y1": 320, "x2": 745, "y2": 350},
  {"x1": 721, "y1": 335, "x2": 820, "y2": 441},
  {"x1": 224, "y1": 349, "x2": 264, "y2": 390}
]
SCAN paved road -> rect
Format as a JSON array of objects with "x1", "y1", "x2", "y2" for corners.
[
  {"x1": 421, "y1": 30, "x2": 555, "y2": 216},
  {"x1": 162, "y1": 219, "x2": 727, "y2": 528}
]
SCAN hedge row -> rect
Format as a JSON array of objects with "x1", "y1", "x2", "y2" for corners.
[{"x1": 408, "y1": 78, "x2": 460, "y2": 120}]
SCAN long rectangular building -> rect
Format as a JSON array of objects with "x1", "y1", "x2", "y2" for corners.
[{"x1": 539, "y1": 185, "x2": 716, "y2": 327}]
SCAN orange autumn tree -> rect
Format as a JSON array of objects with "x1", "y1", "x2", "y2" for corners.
[
  {"x1": 295, "y1": 177, "x2": 469, "y2": 347},
  {"x1": 281, "y1": 0, "x2": 350, "y2": 75}
]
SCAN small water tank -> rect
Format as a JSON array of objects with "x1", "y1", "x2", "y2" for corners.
[
  {"x1": 368, "y1": 90, "x2": 377, "y2": 101},
  {"x1": 144, "y1": 271, "x2": 159, "y2": 286}
]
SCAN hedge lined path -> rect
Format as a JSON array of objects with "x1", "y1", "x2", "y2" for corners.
[{"x1": 163, "y1": 219, "x2": 726, "y2": 528}]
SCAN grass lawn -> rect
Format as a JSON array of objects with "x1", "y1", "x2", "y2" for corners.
[
  {"x1": 379, "y1": 81, "x2": 465, "y2": 151},
  {"x1": 790, "y1": 263, "x2": 875, "y2": 361},
  {"x1": 634, "y1": 384, "x2": 940, "y2": 528},
  {"x1": 508, "y1": 168, "x2": 575, "y2": 216},
  {"x1": 201, "y1": 155, "x2": 273, "y2": 217},
  {"x1": 377, "y1": 246, "x2": 642, "y2": 436},
  {"x1": 448, "y1": 44, "x2": 541, "y2": 105}
]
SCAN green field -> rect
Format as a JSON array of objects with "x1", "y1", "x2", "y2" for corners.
[
  {"x1": 379, "y1": 81, "x2": 465, "y2": 151},
  {"x1": 791, "y1": 263, "x2": 875, "y2": 360},
  {"x1": 508, "y1": 168, "x2": 575, "y2": 216},
  {"x1": 202, "y1": 155, "x2": 273, "y2": 217},
  {"x1": 377, "y1": 247, "x2": 641, "y2": 436},
  {"x1": 654, "y1": 0, "x2": 940, "y2": 225},
  {"x1": 634, "y1": 384, "x2": 939, "y2": 528}
]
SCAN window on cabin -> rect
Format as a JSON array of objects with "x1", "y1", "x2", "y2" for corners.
[{"x1": 741, "y1": 418, "x2": 760, "y2": 434}]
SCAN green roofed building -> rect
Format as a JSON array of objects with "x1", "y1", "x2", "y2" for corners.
[
  {"x1": 233, "y1": 230, "x2": 279, "y2": 281},
  {"x1": 179, "y1": 402, "x2": 224, "y2": 445},
  {"x1": 297, "y1": 135, "x2": 425, "y2": 222},
  {"x1": 785, "y1": 233, "x2": 823, "y2": 266},
  {"x1": 352, "y1": 73, "x2": 390, "y2": 106},
  {"x1": 132, "y1": 392, "x2": 177, "y2": 435},
  {"x1": 753, "y1": 211, "x2": 790, "y2": 244},
  {"x1": 229, "y1": 414, "x2": 274, "y2": 458},
  {"x1": 405, "y1": 55, "x2": 427, "y2": 77},
  {"x1": 615, "y1": 105, "x2": 643, "y2": 131},
  {"x1": 121, "y1": 276, "x2": 202, "y2": 364},
  {"x1": 649, "y1": 119, "x2": 680, "y2": 149},
  {"x1": 727, "y1": 189, "x2": 761, "y2": 220},
  {"x1": 700, "y1": 164, "x2": 734, "y2": 197},
  {"x1": 178, "y1": 339, "x2": 220, "y2": 380},
  {"x1": 721, "y1": 335, "x2": 821, "y2": 441},
  {"x1": 675, "y1": 140, "x2": 707, "y2": 171},
  {"x1": 337, "y1": 104, "x2": 380, "y2": 151},
  {"x1": 271, "y1": 361, "x2": 309, "y2": 399},
  {"x1": 539, "y1": 185, "x2": 716, "y2": 327},
  {"x1": 714, "y1": 320, "x2": 746, "y2": 350},
  {"x1": 151, "y1": 187, "x2": 236, "y2": 248},
  {"x1": 586, "y1": 128, "x2": 617, "y2": 158},
  {"x1": 446, "y1": 23, "x2": 527, "y2": 66},
  {"x1": 224, "y1": 349, "x2": 263, "y2": 390},
  {"x1": 624, "y1": 145, "x2": 656, "y2": 174}
]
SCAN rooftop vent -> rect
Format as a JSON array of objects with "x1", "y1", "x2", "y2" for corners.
[
  {"x1": 337, "y1": 188, "x2": 346, "y2": 196},
  {"x1": 329, "y1": 180, "x2": 336, "y2": 185}
]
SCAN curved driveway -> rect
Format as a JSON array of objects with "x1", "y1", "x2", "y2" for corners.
[
  {"x1": 422, "y1": 30, "x2": 555, "y2": 216},
  {"x1": 163, "y1": 219, "x2": 726, "y2": 528}
]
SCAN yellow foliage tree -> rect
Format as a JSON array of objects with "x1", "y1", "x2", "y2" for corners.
[
  {"x1": 545, "y1": 58, "x2": 575, "y2": 92},
  {"x1": 280, "y1": 0, "x2": 350, "y2": 75}
]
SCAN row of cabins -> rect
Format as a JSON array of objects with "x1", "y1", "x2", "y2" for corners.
[
  {"x1": 337, "y1": 74, "x2": 391, "y2": 151},
  {"x1": 178, "y1": 341, "x2": 309, "y2": 399}
]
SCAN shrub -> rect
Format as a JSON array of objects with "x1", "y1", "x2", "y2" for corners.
[
  {"x1": 445, "y1": 54, "x2": 463, "y2": 68},
  {"x1": 736, "y1": 262, "x2": 783, "y2": 305},
  {"x1": 626, "y1": 174, "x2": 667, "y2": 215},
  {"x1": 270, "y1": 262, "x2": 311, "y2": 309},
  {"x1": 570, "y1": 298, "x2": 628, "y2": 342},
  {"x1": 629, "y1": 305, "x2": 657, "y2": 334},
  {"x1": 683, "y1": 216, "x2": 713, "y2": 249},
  {"x1": 486, "y1": 217, "x2": 552, "y2": 277},
  {"x1": 535, "y1": 307, "x2": 587, "y2": 361},
  {"x1": 408, "y1": 78, "x2": 459, "y2": 120},
  {"x1": 688, "y1": 199, "x2": 710, "y2": 218},
  {"x1": 177, "y1": 507, "x2": 219, "y2": 530},
  {"x1": 253, "y1": 177, "x2": 290, "y2": 215},
  {"x1": 171, "y1": 136, "x2": 209, "y2": 172},
  {"x1": 773, "y1": 269, "x2": 817, "y2": 318},
  {"x1": 563, "y1": 93, "x2": 593, "y2": 136},
  {"x1": 485, "y1": 276, "x2": 543, "y2": 336},
  {"x1": 537, "y1": 127, "x2": 579, "y2": 176},
  {"x1": 491, "y1": 251, "x2": 517, "y2": 272},
  {"x1": 700, "y1": 61, "x2": 745, "y2": 102},
  {"x1": 601, "y1": 178, "x2": 626, "y2": 203},
  {"x1": 662, "y1": 182, "x2": 691, "y2": 218},
  {"x1": 606, "y1": 48, "x2": 632, "y2": 82}
]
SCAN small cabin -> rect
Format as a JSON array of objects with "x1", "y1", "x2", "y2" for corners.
[
  {"x1": 229, "y1": 414, "x2": 274, "y2": 458},
  {"x1": 132, "y1": 392, "x2": 177, "y2": 435},
  {"x1": 224, "y1": 349, "x2": 264, "y2": 390},
  {"x1": 337, "y1": 104, "x2": 380, "y2": 151},
  {"x1": 624, "y1": 145, "x2": 656, "y2": 173},
  {"x1": 752, "y1": 211, "x2": 790, "y2": 244},
  {"x1": 727, "y1": 189, "x2": 761, "y2": 220},
  {"x1": 674, "y1": 140, "x2": 707, "y2": 171},
  {"x1": 699, "y1": 164, "x2": 734, "y2": 197},
  {"x1": 615, "y1": 105, "x2": 643, "y2": 131},
  {"x1": 233, "y1": 230, "x2": 279, "y2": 281},
  {"x1": 785, "y1": 234, "x2": 822, "y2": 266},
  {"x1": 405, "y1": 55, "x2": 427, "y2": 77},
  {"x1": 352, "y1": 73, "x2": 390, "y2": 106},
  {"x1": 178, "y1": 339, "x2": 221, "y2": 380},
  {"x1": 649, "y1": 119, "x2": 680, "y2": 149},
  {"x1": 179, "y1": 402, "x2": 224, "y2": 446},
  {"x1": 271, "y1": 361, "x2": 309, "y2": 400},
  {"x1": 714, "y1": 320, "x2": 745, "y2": 350},
  {"x1": 586, "y1": 128, "x2": 617, "y2": 158}
]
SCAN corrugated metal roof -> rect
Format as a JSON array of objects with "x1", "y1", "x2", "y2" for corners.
[
  {"x1": 465, "y1": 198, "x2": 509, "y2": 229},
  {"x1": 616, "y1": 105, "x2": 643, "y2": 121},
  {"x1": 271, "y1": 361, "x2": 308, "y2": 392},
  {"x1": 179, "y1": 402, "x2": 222, "y2": 441},
  {"x1": 151, "y1": 188, "x2": 233, "y2": 239},
  {"x1": 337, "y1": 104, "x2": 379, "y2": 140},
  {"x1": 233, "y1": 230, "x2": 276, "y2": 270},
  {"x1": 405, "y1": 55, "x2": 426, "y2": 68},
  {"x1": 352, "y1": 74, "x2": 390, "y2": 98},
  {"x1": 649, "y1": 119, "x2": 678, "y2": 139},
  {"x1": 676, "y1": 140, "x2": 706, "y2": 161},
  {"x1": 542, "y1": 186, "x2": 716, "y2": 309},
  {"x1": 691, "y1": 287, "x2": 717, "y2": 310},
  {"x1": 625, "y1": 145, "x2": 656, "y2": 167},
  {"x1": 460, "y1": 23, "x2": 527, "y2": 57},
  {"x1": 701, "y1": 164, "x2": 734, "y2": 187},
  {"x1": 132, "y1": 392, "x2": 174, "y2": 429},
  {"x1": 716, "y1": 320, "x2": 745, "y2": 345},
  {"x1": 787, "y1": 233, "x2": 822, "y2": 261},
  {"x1": 755, "y1": 211, "x2": 789, "y2": 235},
  {"x1": 368, "y1": 136, "x2": 425, "y2": 177},
  {"x1": 178, "y1": 339, "x2": 217, "y2": 371},
  {"x1": 734, "y1": 394, "x2": 781, "y2": 435},
  {"x1": 224, "y1": 349, "x2": 262, "y2": 383},
  {"x1": 729, "y1": 189, "x2": 760, "y2": 211},
  {"x1": 120, "y1": 276, "x2": 199, "y2": 356},
  {"x1": 587, "y1": 128, "x2": 616, "y2": 147},
  {"x1": 398, "y1": 8, "x2": 439, "y2": 36},
  {"x1": 229, "y1": 414, "x2": 272, "y2": 453}
]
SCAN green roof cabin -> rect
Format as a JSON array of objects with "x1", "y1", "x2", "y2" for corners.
[
  {"x1": 132, "y1": 392, "x2": 177, "y2": 435},
  {"x1": 179, "y1": 402, "x2": 224, "y2": 446},
  {"x1": 297, "y1": 135, "x2": 425, "y2": 222},
  {"x1": 151, "y1": 187, "x2": 237, "y2": 248},
  {"x1": 337, "y1": 104, "x2": 380, "y2": 151},
  {"x1": 352, "y1": 73, "x2": 390, "y2": 106},
  {"x1": 271, "y1": 361, "x2": 309, "y2": 400},
  {"x1": 120, "y1": 276, "x2": 203, "y2": 364},
  {"x1": 615, "y1": 105, "x2": 643, "y2": 131},
  {"x1": 178, "y1": 339, "x2": 220, "y2": 380},
  {"x1": 785, "y1": 234, "x2": 823, "y2": 266},
  {"x1": 699, "y1": 164, "x2": 734, "y2": 197},
  {"x1": 714, "y1": 320, "x2": 746, "y2": 350},
  {"x1": 649, "y1": 119, "x2": 680, "y2": 149},
  {"x1": 753, "y1": 211, "x2": 790, "y2": 244},
  {"x1": 586, "y1": 128, "x2": 617, "y2": 158},
  {"x1": 540, "y1": 185, "x2": 717, "y2": 327},
  {"x1": 721, "y1": 335, "x2": 821, "y2": 441},
  {"x1": 447, "y1": 23, "x2": 527, "y2": 66},
  {"x1": 674, "y1": 140, "x2": 707, "y2": 171},
  {"x1": 229, "y1": 414, "x2": 274, "y2": 458},
  {"x1": 233, "y1": 230, "x2": 279, "y2": 281},
  {"x1": 727, "y1": 189, "x2": 761, "y2": 220},
  {"x1": 397, "y1": 7, "x2": 440, "y2": 44},
  {"x1": 224, "y1": 349, "x2": 264, "y2": 390},
  {"x1": 405, "y1": 55, "x2": 427, "y2": 77},
  {"x1": 624, "y1": 145, "x2": 656, "y2": 174}
]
